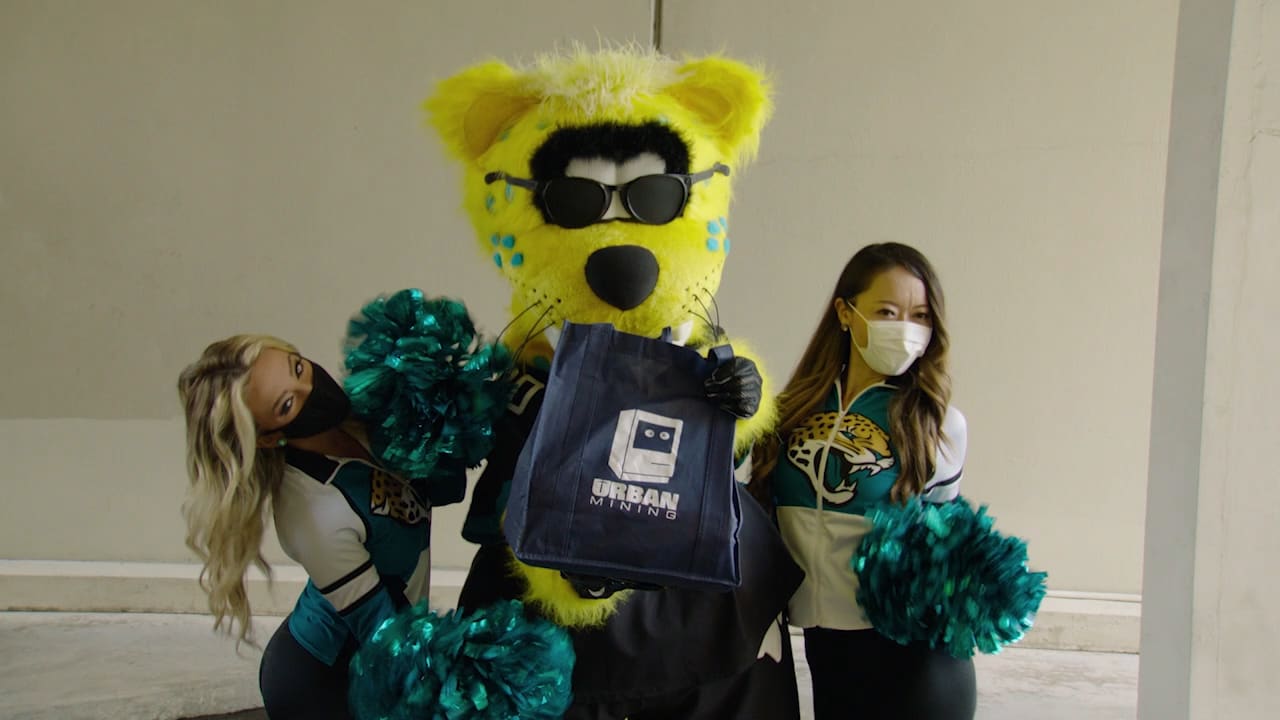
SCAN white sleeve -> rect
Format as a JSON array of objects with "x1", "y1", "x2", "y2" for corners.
[
  {"x1": 274, "y1": 469, "x2": 381, "y2": 613},
  {"x1": 921, "y1": 406, "x2": 966, "y2": 503}
]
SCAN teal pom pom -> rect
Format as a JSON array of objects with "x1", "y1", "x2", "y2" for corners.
[
  {"x1": 852, "y1": 497, "x2": 1048, "y2": 658},
  {"x1": 348, "y1": 600, "x2": 575, "y2": 720},
  {"x1": 344, "y1": 289, "x2": 514, "y2": 479}
]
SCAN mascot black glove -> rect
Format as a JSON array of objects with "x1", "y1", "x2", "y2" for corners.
[{"x1": 704, "y1": 355, "x2": 762, "y2": 419}]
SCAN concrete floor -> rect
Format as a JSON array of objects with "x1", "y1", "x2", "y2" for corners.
[{"x1": 0, "y1": 612, "x2": 1137, "y2": 720}]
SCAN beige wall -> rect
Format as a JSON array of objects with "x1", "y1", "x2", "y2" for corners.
[
  {"x1": 0, "y1": 0, "x2": 651, "y2": 568},
  {"x1": 1, "y1": 1, "x2": 1177, "y2": 596},
  {"x1": 666, "y1": 0, "x2": 1177, "y2": 594},
  {"x1": 1140, "y1": 0, "x2": 1280, "y2": 715}
]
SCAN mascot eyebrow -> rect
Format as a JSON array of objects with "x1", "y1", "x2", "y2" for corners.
[{"x1": 528, "y1": 122, "x2": 692, "y2": 179}]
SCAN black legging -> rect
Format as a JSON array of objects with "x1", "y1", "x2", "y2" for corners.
[
  {"x1": 803, "y1": 627, "x2": 975, "y2": 720},
  {"x1": 259, "y1": 616, "x2": 355, "y2": 720},
  {"x1": 563, "y1": 623, "x2": 802, "y2": 720}
]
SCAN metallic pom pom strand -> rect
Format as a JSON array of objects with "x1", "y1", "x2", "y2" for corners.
[
  {"x1": 343, "y1": 289, "x2": 515, "y2": 481},
  {"x1": 853, "y1": 496, "x2": 1048, "y2": 659},
  {"x1": 348, "y1": 600, "x2": 575, "y2": 720}
]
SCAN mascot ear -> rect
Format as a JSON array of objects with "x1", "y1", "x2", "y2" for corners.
[
  {"x1": 425, "y1": 60, "x2": 539, "y2": 164},
  {"x1": 665, "y1": 57, "x2": 773, "y2": 165}
]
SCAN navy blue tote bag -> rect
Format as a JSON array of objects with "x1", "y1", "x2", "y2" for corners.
[{"x1": 504, "y1": 321, "x2": 742, "y2": 591}]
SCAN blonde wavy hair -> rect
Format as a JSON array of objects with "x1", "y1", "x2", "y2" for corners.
[
  {"x1": 177, "y1": 334, "x2": 297, "y2": 647},
  {"x1": 750, "y1": 243, "x2": 952, "y2": 507}
]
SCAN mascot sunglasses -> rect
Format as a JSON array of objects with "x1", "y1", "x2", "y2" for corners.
[{"x1": 484, "y1": 163, "x2": 730, "y2": 229}]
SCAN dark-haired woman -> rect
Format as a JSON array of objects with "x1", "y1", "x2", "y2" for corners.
[{"x1": 751, "y1": 243, "x2": 976, "y2": 720}]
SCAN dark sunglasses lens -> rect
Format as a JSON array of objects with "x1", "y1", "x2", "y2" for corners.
[
  {"x1": 624, "y1": 176, "x2": 688, "y2": 224},
  {"x1": 543, "y1": 178, "x2": 610, "y2": 229}
]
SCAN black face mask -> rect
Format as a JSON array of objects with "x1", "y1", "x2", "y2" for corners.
[{"x1": 272, "y1": 362, "x2": 351, "y2": 439}]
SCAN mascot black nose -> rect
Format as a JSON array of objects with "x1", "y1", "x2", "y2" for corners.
[{"x1": 585, "y1": 245, "x2": 659, "y2": 310}]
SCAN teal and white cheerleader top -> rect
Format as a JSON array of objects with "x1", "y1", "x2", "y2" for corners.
[
  {"x1": 772, "y1": 379, "x2": 966, "y2": 631},
  {"x1": 273, "y1": 448, "x2": 444, "y2": 665}
]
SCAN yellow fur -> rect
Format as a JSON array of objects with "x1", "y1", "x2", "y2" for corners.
[
  {"x1": 665, "y1": 56, "x2": 773, "y2": 166},
  {"x1": 426, "y1": 47, "x2": 775, "y2": 626},
  {"x1": 425, "y1": 60, "x2": 539, "y2": 165},
  {"x1": 506, "y1": 550, "x2": 632, "y2": 628},
  {"x1": 720, "y1": 337, "x2": 779, "y2": 455}
]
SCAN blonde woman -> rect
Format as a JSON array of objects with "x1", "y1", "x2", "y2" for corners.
[
  {"x1": 178, "y1": 335, "x2": 452, "y2": 719},
  {"x1": 750, "y1": 243, "x2": 975, "y2": 720}
]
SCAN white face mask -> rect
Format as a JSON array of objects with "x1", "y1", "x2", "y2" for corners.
[{"x1": 849, "y1": 305, "x2": 932, "y2": 376}]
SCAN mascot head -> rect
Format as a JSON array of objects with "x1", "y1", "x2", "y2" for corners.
[{"x1": 426, "y1": 46, "x2": 772, "y2": 357}]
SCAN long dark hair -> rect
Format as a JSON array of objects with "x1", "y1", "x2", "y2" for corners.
[{"x1": 750, "y1": 242, "x2": 952, "y2": 505}]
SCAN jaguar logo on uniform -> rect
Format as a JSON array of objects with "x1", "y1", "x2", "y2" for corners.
[{"x1": 369, "y1": 469, "x2": 429, "y2": 525}]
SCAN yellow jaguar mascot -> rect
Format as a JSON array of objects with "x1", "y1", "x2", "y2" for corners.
[{"x1": 427, "y1": 47, "x2": 804, "y2": 719}]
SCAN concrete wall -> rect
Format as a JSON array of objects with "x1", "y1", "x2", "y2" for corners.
[
  {"x1": 1139, "y1": 0, "x2": 1280, "y2": 716},
  {"x1": 2, "y1": 2, "x2": 1180, "y2": 638},
  {"x1": 666, "y1": 0, "x2": 1178, "y2": 595},
  {"x1": 0, "y1": 0, "x2": 652, "y2": 573}
]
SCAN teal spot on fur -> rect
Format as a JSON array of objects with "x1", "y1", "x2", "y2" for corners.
[
  {"x1": 536, "y1": 120, "x2": 550, "y2": 130},
  {"x1": 485, "y1": 194, "x2": 496, "y2": 212},
  {"x1": 490, "y1": 233, "x2": 500, "y2": 246},
  {"x1": 502, "y1": 235, "x2": 516, "y2": 249},
  {"x1": 533, "y1": 356, "x2": 551, "y2": 370},
  {"x1": 719, "y1": 216, "x2": 727, "y2": 230},
  {"x1": 707, "y1": 220, "x2": 722, "y2": 235},
  {"x1": 505, "y1": 184, "x2": 514, "y2": 202},
  {"x1": 511, "y1": 252, "x2": 524, "y2": 266},
  {"x1": 493, "y1": 253, "x2": 502, "y2": 268},
  {"x1": 724, "y1": 237, "x2": 731, "y2": 254},
  {"x1": 498, "y1": 129, "x2": 510, "y2": 141},
  {"x1": 706, "y1": 238, "x2": 719, "y2": 251}
]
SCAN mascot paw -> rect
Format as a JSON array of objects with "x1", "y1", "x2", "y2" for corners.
[
  {"x1": 560, "y1": 571, "x2": 661, "y2": 599},
  {"x1": 509, "y1": 552, "x2": 633, "y2": 628},
  {"x1": 705, "y1": 355, "x2": 763, "y2": 419}
]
